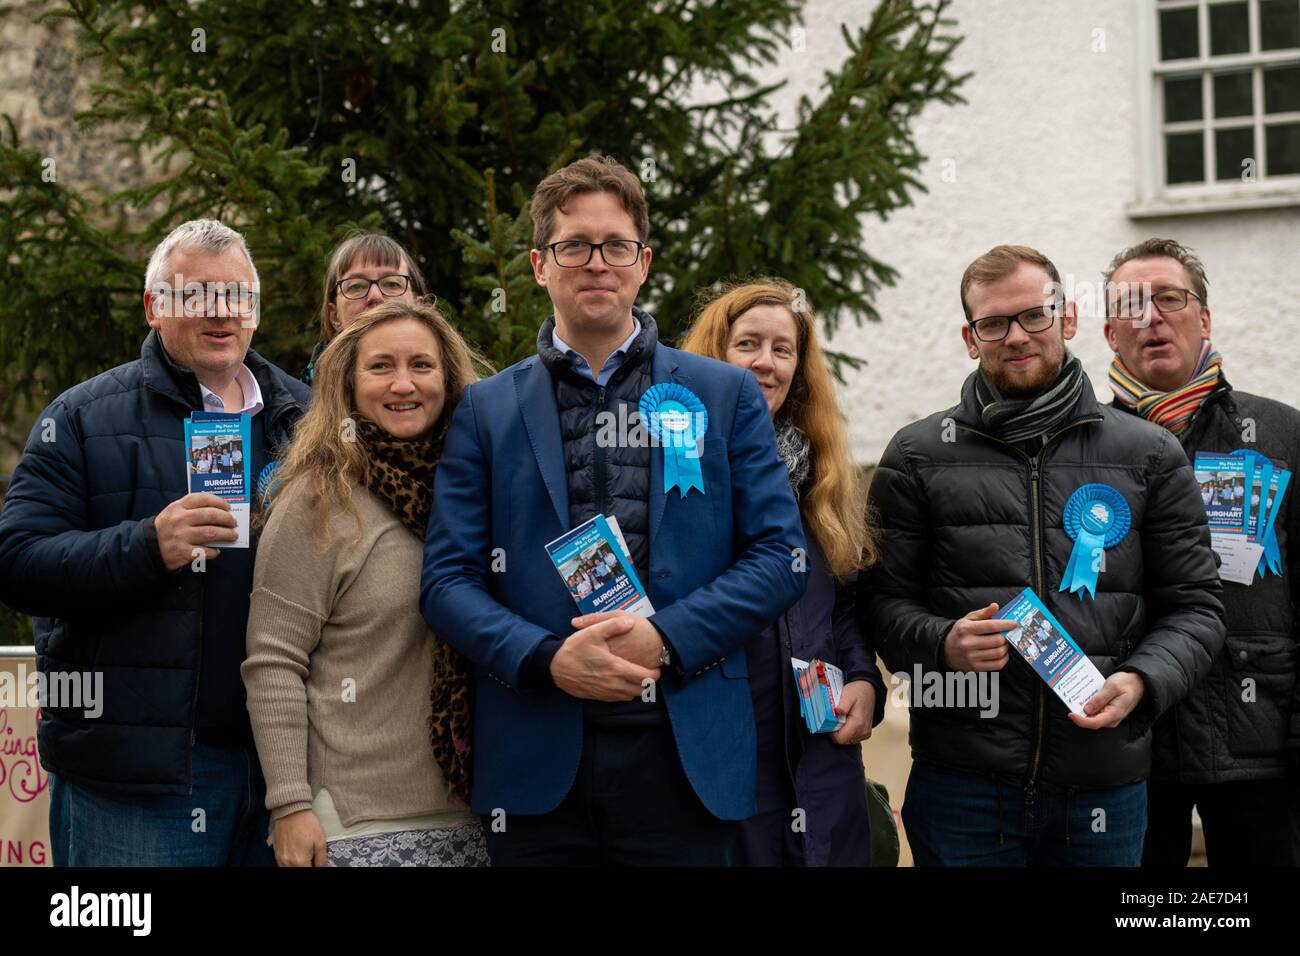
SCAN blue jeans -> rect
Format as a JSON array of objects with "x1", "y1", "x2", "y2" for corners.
[
  {"x1": 903, "y1": 761, "x2": 1147, "y2": 867},
  {"x1": 48, "y1": 741, "x2": 275, "y2": 867}
]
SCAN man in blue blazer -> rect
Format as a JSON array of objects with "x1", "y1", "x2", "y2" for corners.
[{"x1": 421, "y1": 156, "x2": 807, "y2": 865}]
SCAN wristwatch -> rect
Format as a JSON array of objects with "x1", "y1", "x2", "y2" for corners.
[{"x1": 658, "y1": 642, "x2": 672, "y2": 667}]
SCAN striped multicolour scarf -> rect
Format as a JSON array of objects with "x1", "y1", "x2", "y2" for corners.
[{"x1": 1109, "y1": 340, "x2": 1222, "y2": 434}]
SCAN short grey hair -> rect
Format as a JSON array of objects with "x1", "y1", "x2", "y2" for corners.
[
  {"x1": 1103, "y1": 237, "x2": 1208, "y2": 306},
  {"x1": 144, "y1": 218, "x2": 261, "y2": 302}
]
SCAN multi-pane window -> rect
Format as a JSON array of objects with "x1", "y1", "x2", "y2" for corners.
[{"x1": 1155, "y1": 0, "x2": 1300, "y2": 188}]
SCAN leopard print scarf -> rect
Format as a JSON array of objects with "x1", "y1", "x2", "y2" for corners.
[{"x1": 354, "y1": 415, "x2": 474, "y2": 805}]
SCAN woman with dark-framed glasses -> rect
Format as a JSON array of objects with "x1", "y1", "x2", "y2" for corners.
[{"x1": 303, "y1": 231, "x2": 431, "y2": 385}]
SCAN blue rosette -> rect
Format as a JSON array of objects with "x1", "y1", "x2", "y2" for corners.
[
  {"x1": 639, "y1": 382, "x2": 708, "y2": 498},
  {"x1": 256, "y1": 460, "x2": 282, "y2": 508},
  {"x1": 1059, "y1": 483, "x2": 1131, "y2": 599}
]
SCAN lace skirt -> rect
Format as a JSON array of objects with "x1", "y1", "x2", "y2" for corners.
[{"x1": 326, "y1": 820, "x2": 490, "y2": 867}]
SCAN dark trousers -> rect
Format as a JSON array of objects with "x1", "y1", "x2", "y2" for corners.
[
  {"x1": 734, "y1": 806, "x2": 806, "y2": 866},
  {"x1": 481, "y1": 720, "x2": 738, "y2": 866},
  {"x1": 1143, "y1": 778, "x2": 1300, "y2": 866}
]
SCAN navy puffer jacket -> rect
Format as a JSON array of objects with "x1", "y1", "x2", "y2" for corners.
[{"x1": 0, "y1": 330, "x2": 308, "y2": 794}]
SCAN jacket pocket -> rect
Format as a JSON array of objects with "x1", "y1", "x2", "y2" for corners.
[
  {"x1": 1221, "y1": 631, "x2": 1296, "y2": 758},
  {"x1": 719, "y1": 649, "x2": 749, "y2": 680}
]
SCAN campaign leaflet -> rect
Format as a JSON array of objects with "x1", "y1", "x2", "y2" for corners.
[
  {"x1": 995, "y1": 587, "x2": 1105, "y2": 717},
  {"x1": 545, "y1": 514, "x2": 654, "y2": 617},
  {"x1": 1193, "y1": 453, "x2": 1247, "y2": 533},
  {"x1": 1256, "y1": 468, "x2": 1292, "y2": 575},
  {"x1": 1194, "y1": 450, "x2": 1290, "y2": 584},
  {"x1": 1260, "y1": 469, "x2": 1291, "y2": 543},
  {"x1": 790, "y1": 657, "x2": 846, "y2": 734},
  {"x1": 1211, "y1": 533, "x2": 1265, "y2": 586},
  {"x1": 1258, "y1": 467, "x2": 1281, "y2": 539},
  {"x1": 184, "y1": 412, "x2": 251, "y2": 548},
  {"x1": 1245, "y1": 454, "x2": 1270, "y2": 539}
]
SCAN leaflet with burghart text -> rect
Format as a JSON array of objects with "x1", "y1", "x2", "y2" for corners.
[
  {"x1": 184, "y1": 412, "x2": 251, "y2": 548},
  {"x1": 1194, "y1": 453, "x2": 1248, "y2": 534},
  {"x1": 995, "y1": 587, "x2": 1105, "y2": 717},
  {"x1": 1195, "y1": 450, "x2": 1291, "y2": 584},
  {"x1": 545, "y1": 514, "x2": 654, "y2": 617}
]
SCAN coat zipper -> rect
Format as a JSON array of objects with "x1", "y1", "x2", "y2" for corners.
[
  {"x1": 154, "y1": 386, "x2": 206, "y2": 797},
  {"x1": 152, "y1": 375, "x2": 301, "y2": 796},
  {"x1": 956, "y1": 415, "x2": 1101, "y2": 789},
  {"x1": 187, "y1": 573, "x2": 204, "y2": 796},
  {"x1": 1027, "y1": 454, "x2": 1047, "y2": 789},
  {"x1": 594, "y1": 386, "x2": 610, "y2": 516},
  {"x1": 182, "y1": 410, "x2": 294, "y2": 797}
]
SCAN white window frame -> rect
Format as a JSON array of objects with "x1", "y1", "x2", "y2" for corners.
[{"x1": 1130, "y1": 0, "x2": 1300, "y2": 217}]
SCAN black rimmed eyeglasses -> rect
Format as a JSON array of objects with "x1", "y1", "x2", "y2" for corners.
[
  {"x1": 336, "y1": 274, "x2": 415, "y2": 299},
  {"x1": 1108, "y1": 287, "x2": 1203, "y2": 320},
  {"x1": 543, "y1": 239, "x2": 646, "y2": 268},
  {"x1": 153, "y1": 284, "x2": 259, "y2": 317},
  {"x1": 967, "y1": 300, "x2": 1062, "y2": 343}
]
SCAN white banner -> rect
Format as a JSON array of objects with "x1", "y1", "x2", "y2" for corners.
[{"x1": 0, "y1": 652, "x2": 51, "y2": 867}]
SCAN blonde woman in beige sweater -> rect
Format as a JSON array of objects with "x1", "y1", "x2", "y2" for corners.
[{"x1": 244, "y1": 299, "x2": 488, "y2": 867}]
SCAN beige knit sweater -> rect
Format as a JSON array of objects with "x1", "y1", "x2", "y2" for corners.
[{"x1": 243, "y1": 479, "x2": 467, "y2": 827}]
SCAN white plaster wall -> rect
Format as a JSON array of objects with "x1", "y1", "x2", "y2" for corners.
[{"x1": 759, "y1": 0, "x2": 1300, "y2": 463}]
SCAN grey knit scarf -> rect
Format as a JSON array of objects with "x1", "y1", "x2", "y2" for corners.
[
  {"x1": 974, "y1": 353, "x2": 1085, "y2": 445},
  {"x1": 775, "y1": 419, "x2": 812, "y2": 497}
]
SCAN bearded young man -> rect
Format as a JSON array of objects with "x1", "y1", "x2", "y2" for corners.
[
  {"x1": 1103, "y1": 237, "x2": 1300, "y2": 867},
  {"x1": 863, "y1": 243, "x2": 1225, "y2": 867}
]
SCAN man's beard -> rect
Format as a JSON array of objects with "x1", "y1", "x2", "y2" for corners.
[{"x1": 983, "y1": 351, "x2": 1064, "y2": 398}]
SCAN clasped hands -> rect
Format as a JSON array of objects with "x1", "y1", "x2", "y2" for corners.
[
  {"x1": 550, "y1": 611, "x2": 664, "y2": 702},
  {"x1": 553, "y1": 612, "x2": 878, "y2": 749}
]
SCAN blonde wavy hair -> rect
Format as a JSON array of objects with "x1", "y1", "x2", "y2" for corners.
[
  {"x1": 679, "y1": 278, "x2": 876, "y2": 578},
  {"x1": 266, "y1": 299, "x2": 482, "y2": 543}
]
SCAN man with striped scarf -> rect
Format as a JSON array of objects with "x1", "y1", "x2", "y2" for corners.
[{"x1": 1103, "y1": 237, "x2": 1300, "y2": 867}]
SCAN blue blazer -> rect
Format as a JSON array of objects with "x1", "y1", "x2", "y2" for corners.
[{"x1": 421, "y1": 340, "x2": 807, "y2": 819}]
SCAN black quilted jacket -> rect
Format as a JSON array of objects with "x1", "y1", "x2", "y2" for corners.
[
  {"x1": 862, "y1": 373, "x2": 1226, "y2": 790},
  {"x1": 535, "y1": 311, "x2": 654, "y2": 579},
  {"x1": 1119, "y1": 378, "x2": 1300, "y2": 784}
]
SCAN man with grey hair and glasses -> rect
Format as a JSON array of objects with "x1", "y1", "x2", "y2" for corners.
[
  {"x1": 1103, "y1": 237, "x2": 1300, "y2": 866},
  {"x1": 0, "y1": 218, "x2": 310, "y2": 865}
]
